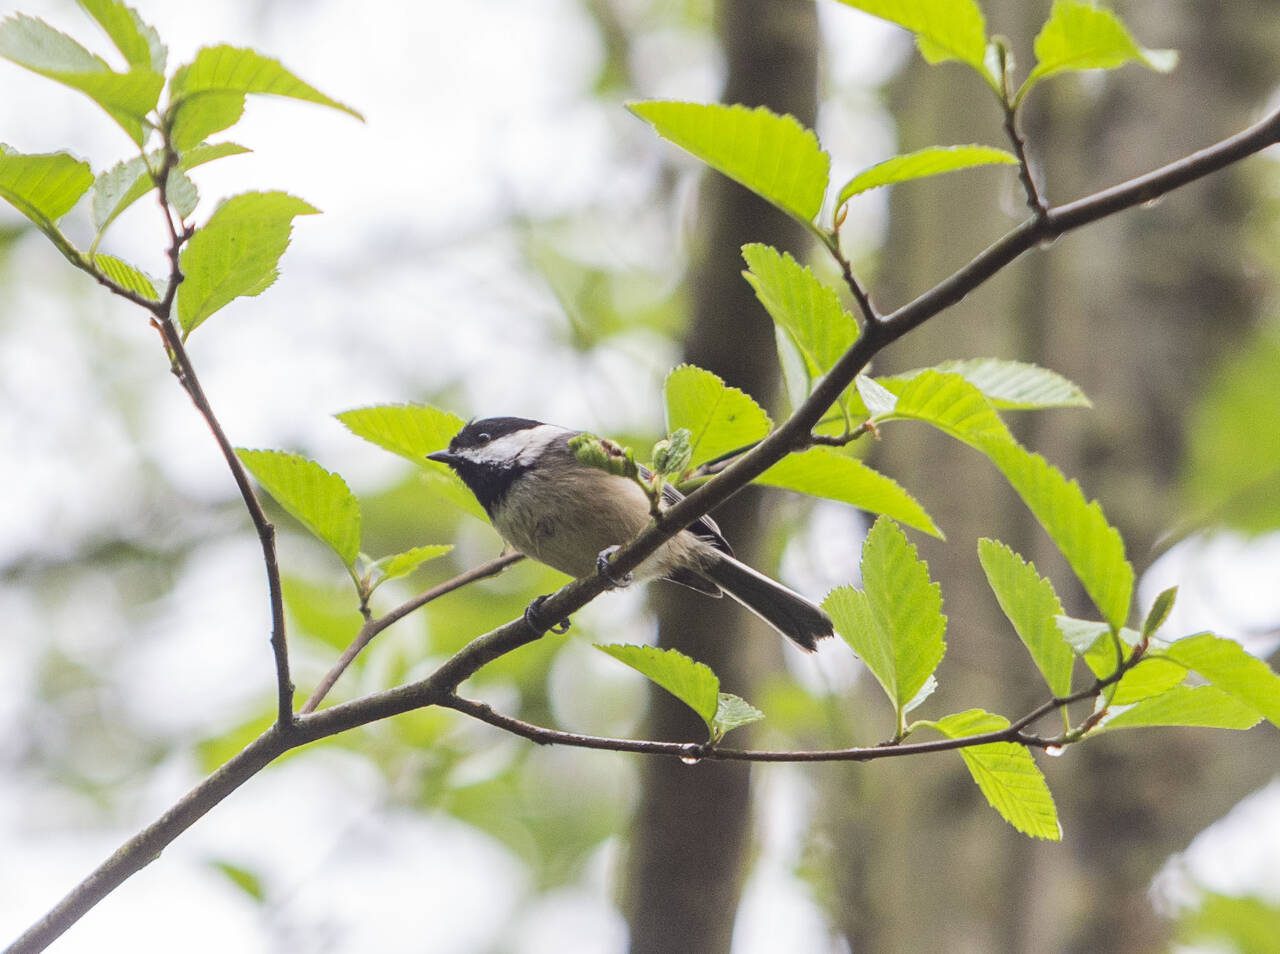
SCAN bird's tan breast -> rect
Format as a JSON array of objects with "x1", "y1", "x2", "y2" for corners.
[{"x1": 492, "y1": 468, "x2": 697, "y2": 579}]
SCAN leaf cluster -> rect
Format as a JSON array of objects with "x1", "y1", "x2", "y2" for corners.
[
  {"x1": 0, "y1": 0, "x2": 360, "y2": 334},
  {"x1": 222, "y1": 0, "x2": 1276, "y2": 839},
  {"x1": 2, "y1": 0, "x2": 1277, "y2": 897}
]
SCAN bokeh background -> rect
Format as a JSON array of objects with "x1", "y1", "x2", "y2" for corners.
[{"x1": 1, "y1": 1, "x2": 1278, "y2": 952}]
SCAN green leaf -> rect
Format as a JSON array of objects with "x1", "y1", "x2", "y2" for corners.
[
  {"x1": 90, "y1": 156, "x2": 146, "y2": 231},
  {"x1": 988, "y1": 442, "x2": 1134, "y2": 630},
  {"x1": 166, "y1": 168, "x2": 197, "y2": 220},
  {"x1": 1021, "y1": 0, "x2": 1177, "y2": 100},
  {"x1": 1102, "y1": 686, "x2": 1262, "y2": 731},
  {"x1": 884, "y1": 359, "x2": 1090, "y2": 410},
  {"x1": 663, "y1": 364, "x2": 771, "y2": 468},
  {"x1": 824, "y1": 517, "x2": 947, "y2": 720},
  {"x1": 170, "y1": 91, "x2": 246, "y2": 151},
  {"x1": 596, "y1": 643, "x2": 720, "y2": 732},
  {"x1": 338, "y1": 403, "x2": 464, "y2": 461},
  {"x1": 91, "y1": 253, "x2": 156, "y2": 299},
  {"x1": 91, "y1": 142, "x2": 249, "y2": 235},
  {"x1": 1108, "y1": 656, "x2": 1187, "y2": 705},
  {"x1": 236, "y1": 449, "x2": 361, "y2": 567},
  {"x1": 1081, "y1": 625, "x2": 1143, "y2": 680},
  {"x1": 837, "y1": 145, "x2": 1016, "y2": 206},
  {"x1": 758, "y1": 448, "x2": 941, "y2": 537},
  {"x1": 832, "y1": 0, "x2": 990, "y2": 75},
  {"x1": 1163, "y1": 633, "x2": 1280, "y2": 729},
  {"x1": 882, "y1": 371, "x2": 1132, "y2": 627},
  {"x1": 879, "y1": 369, "x2": 1015, "y2": 448},
  {"x1": 170, "y1": 45, "x2": 364, "y2": 118},
  {"x1": 1142, "y1": 586, "x2": 1178, "y2": 639},
  {"x1": 855, "y1": 374, "x2": 897, "y2": 417},
  {"x1": 712, "y1": 692, "x2": 765, "y2": 742},
  {"x1": 1055, "y1": 614, "x2": 1111, "y2": 655},
  {"x1": 629, "y1": 101, "x2": 829, "y2": 224},
  {"x1": 0, "y1": 14, "x2": 162, "y2": 144},
  {"x1": 0, "y1": 144, "x2": 93, "y2": 232},
  {"x1": 336, "y1": 404, "x2": 487, "y2": 521},
  {"x1": 977, "y1": 539, "x2": 1074, "y2": 696},
  {"x1": 177, "y1": 191, "x2": 319, "y2": 336},
  {"x1": 76, "y1": 0, "x2": 166, "y2": 72},
  {"x1": 375, "y1": 544, "x2": 454, "y2": 582},
  {"x1": 741, "y1": 243, "x2": 860, "y2": 420},
  {"x1": 926, "y1": 709, "x2": 1061, "y2": 840}
]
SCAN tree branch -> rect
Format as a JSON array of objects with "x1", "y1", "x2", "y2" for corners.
[
  {"x1": 441, "y1": 694, "x2": 1040, "y2": 760},
  {"x1": 4, "y1": 610, "x2": 543, "y2": 954},
  {"x1": 12, "y1": 103, "x2": 1280, "y2": 954},
  {"x1": 5, "y1": 727, "x2": 290, "y2": 954},
  {"x1": 300, "y1": 552, "x2": 524, "y2": 714},
  {"x1": 438, "y1": 643, "x2": 1140, "y2": 761}
]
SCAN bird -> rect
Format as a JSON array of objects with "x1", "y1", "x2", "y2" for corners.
[{"x1": 427, "y1": 416, "x2": 834, "y2": 651}]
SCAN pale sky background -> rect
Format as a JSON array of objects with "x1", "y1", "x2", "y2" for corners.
[{"x1": 0, "y1": 1, "x2": 1277, "y2": 952}]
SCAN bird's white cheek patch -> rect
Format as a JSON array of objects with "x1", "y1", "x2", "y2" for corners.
[{"x1": 463, "y1": 425, "x2": 569, "y2": 466}]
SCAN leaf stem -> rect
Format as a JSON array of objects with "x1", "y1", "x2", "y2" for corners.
[
  {"x1": 813, "y1": 224, "x2": 879, "y2": 324},
  {"x1": 993, "y1": 39, "x2": 1048, "y2": 219},
  {"x1": 1002, "y1": 102, "x2": 1047, "y2": 218}
]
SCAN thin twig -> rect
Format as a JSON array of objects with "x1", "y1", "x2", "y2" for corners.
[
  {"x1": 439, "y1": 648, "x2": 1137, "y2": 761},
  {"x1": 300, "y1": 552, "x2": 524, "y2": 714},
  {"x1": 11, "y1": 102, "x2": 1280, "y2": 954},
  {"x1": 838, "y1": 249, "x2": 879, "y2": 323},
  {"x1": 1004, "y1": 103, "x2": 1048, "y2": 218},
  {"x1": 155, "y1": 318, "x2": 294, "y2": 724},
  {"x1": 814, "y1": 226, "x2": 878, "y2": 323},
  {"x1": 148, "y1": 137, "x2": 297, "y2": 726},
  {"x1": 69, "y1": 136, "x2": 296, "y2": 726},
  {"x1": 994, "y1": 41, "x2": 1048, "y2": 219}
]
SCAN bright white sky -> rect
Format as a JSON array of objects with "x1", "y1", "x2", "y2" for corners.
[{"x1": 0, "y1": 1, "x2": 1276, "y2": 951}]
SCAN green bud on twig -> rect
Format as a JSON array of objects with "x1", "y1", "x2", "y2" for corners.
[
  {"x1": 651, "y1": 428, "x2": 693, "y2": 477},
  {"x1": 569, "y1": 432, "x2": 639, "y2": 480}
]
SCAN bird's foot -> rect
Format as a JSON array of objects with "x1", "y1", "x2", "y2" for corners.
[
  {"x1": 524, "y1": 595, "x2": 570, "y2": 634},
  {"x1": 596, "y1": 546, "x2": 633, "y2": 589}
]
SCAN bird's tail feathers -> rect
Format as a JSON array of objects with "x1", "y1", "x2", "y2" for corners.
[{"x1": 701, "y1": 552, "x2": 834, "y2": 652}]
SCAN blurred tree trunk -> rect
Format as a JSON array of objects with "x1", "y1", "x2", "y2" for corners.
[
  {"x1": 623, "y1": 3, "x2": 818, "y2": 953},
  {"x1": 822, "y1": 2, "x2": 1280, "y2": 952}
]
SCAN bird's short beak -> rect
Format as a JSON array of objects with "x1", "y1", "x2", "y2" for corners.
[{"x1": 426, "y1": 450, "x2": 457, "y2": 466}]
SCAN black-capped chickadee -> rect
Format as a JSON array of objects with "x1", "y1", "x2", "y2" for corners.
[{"x1": 428, "y1": 417, "x2": 834, "y2": 651}]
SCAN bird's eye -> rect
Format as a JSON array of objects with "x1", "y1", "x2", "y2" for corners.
[{"x1": 477, "y1": 432, "x2": 491, "y2": 443}]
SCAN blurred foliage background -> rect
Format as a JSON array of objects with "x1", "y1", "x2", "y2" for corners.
[{"x1": 1, "y1": 0, "x2": 1278, "y2": 952}]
